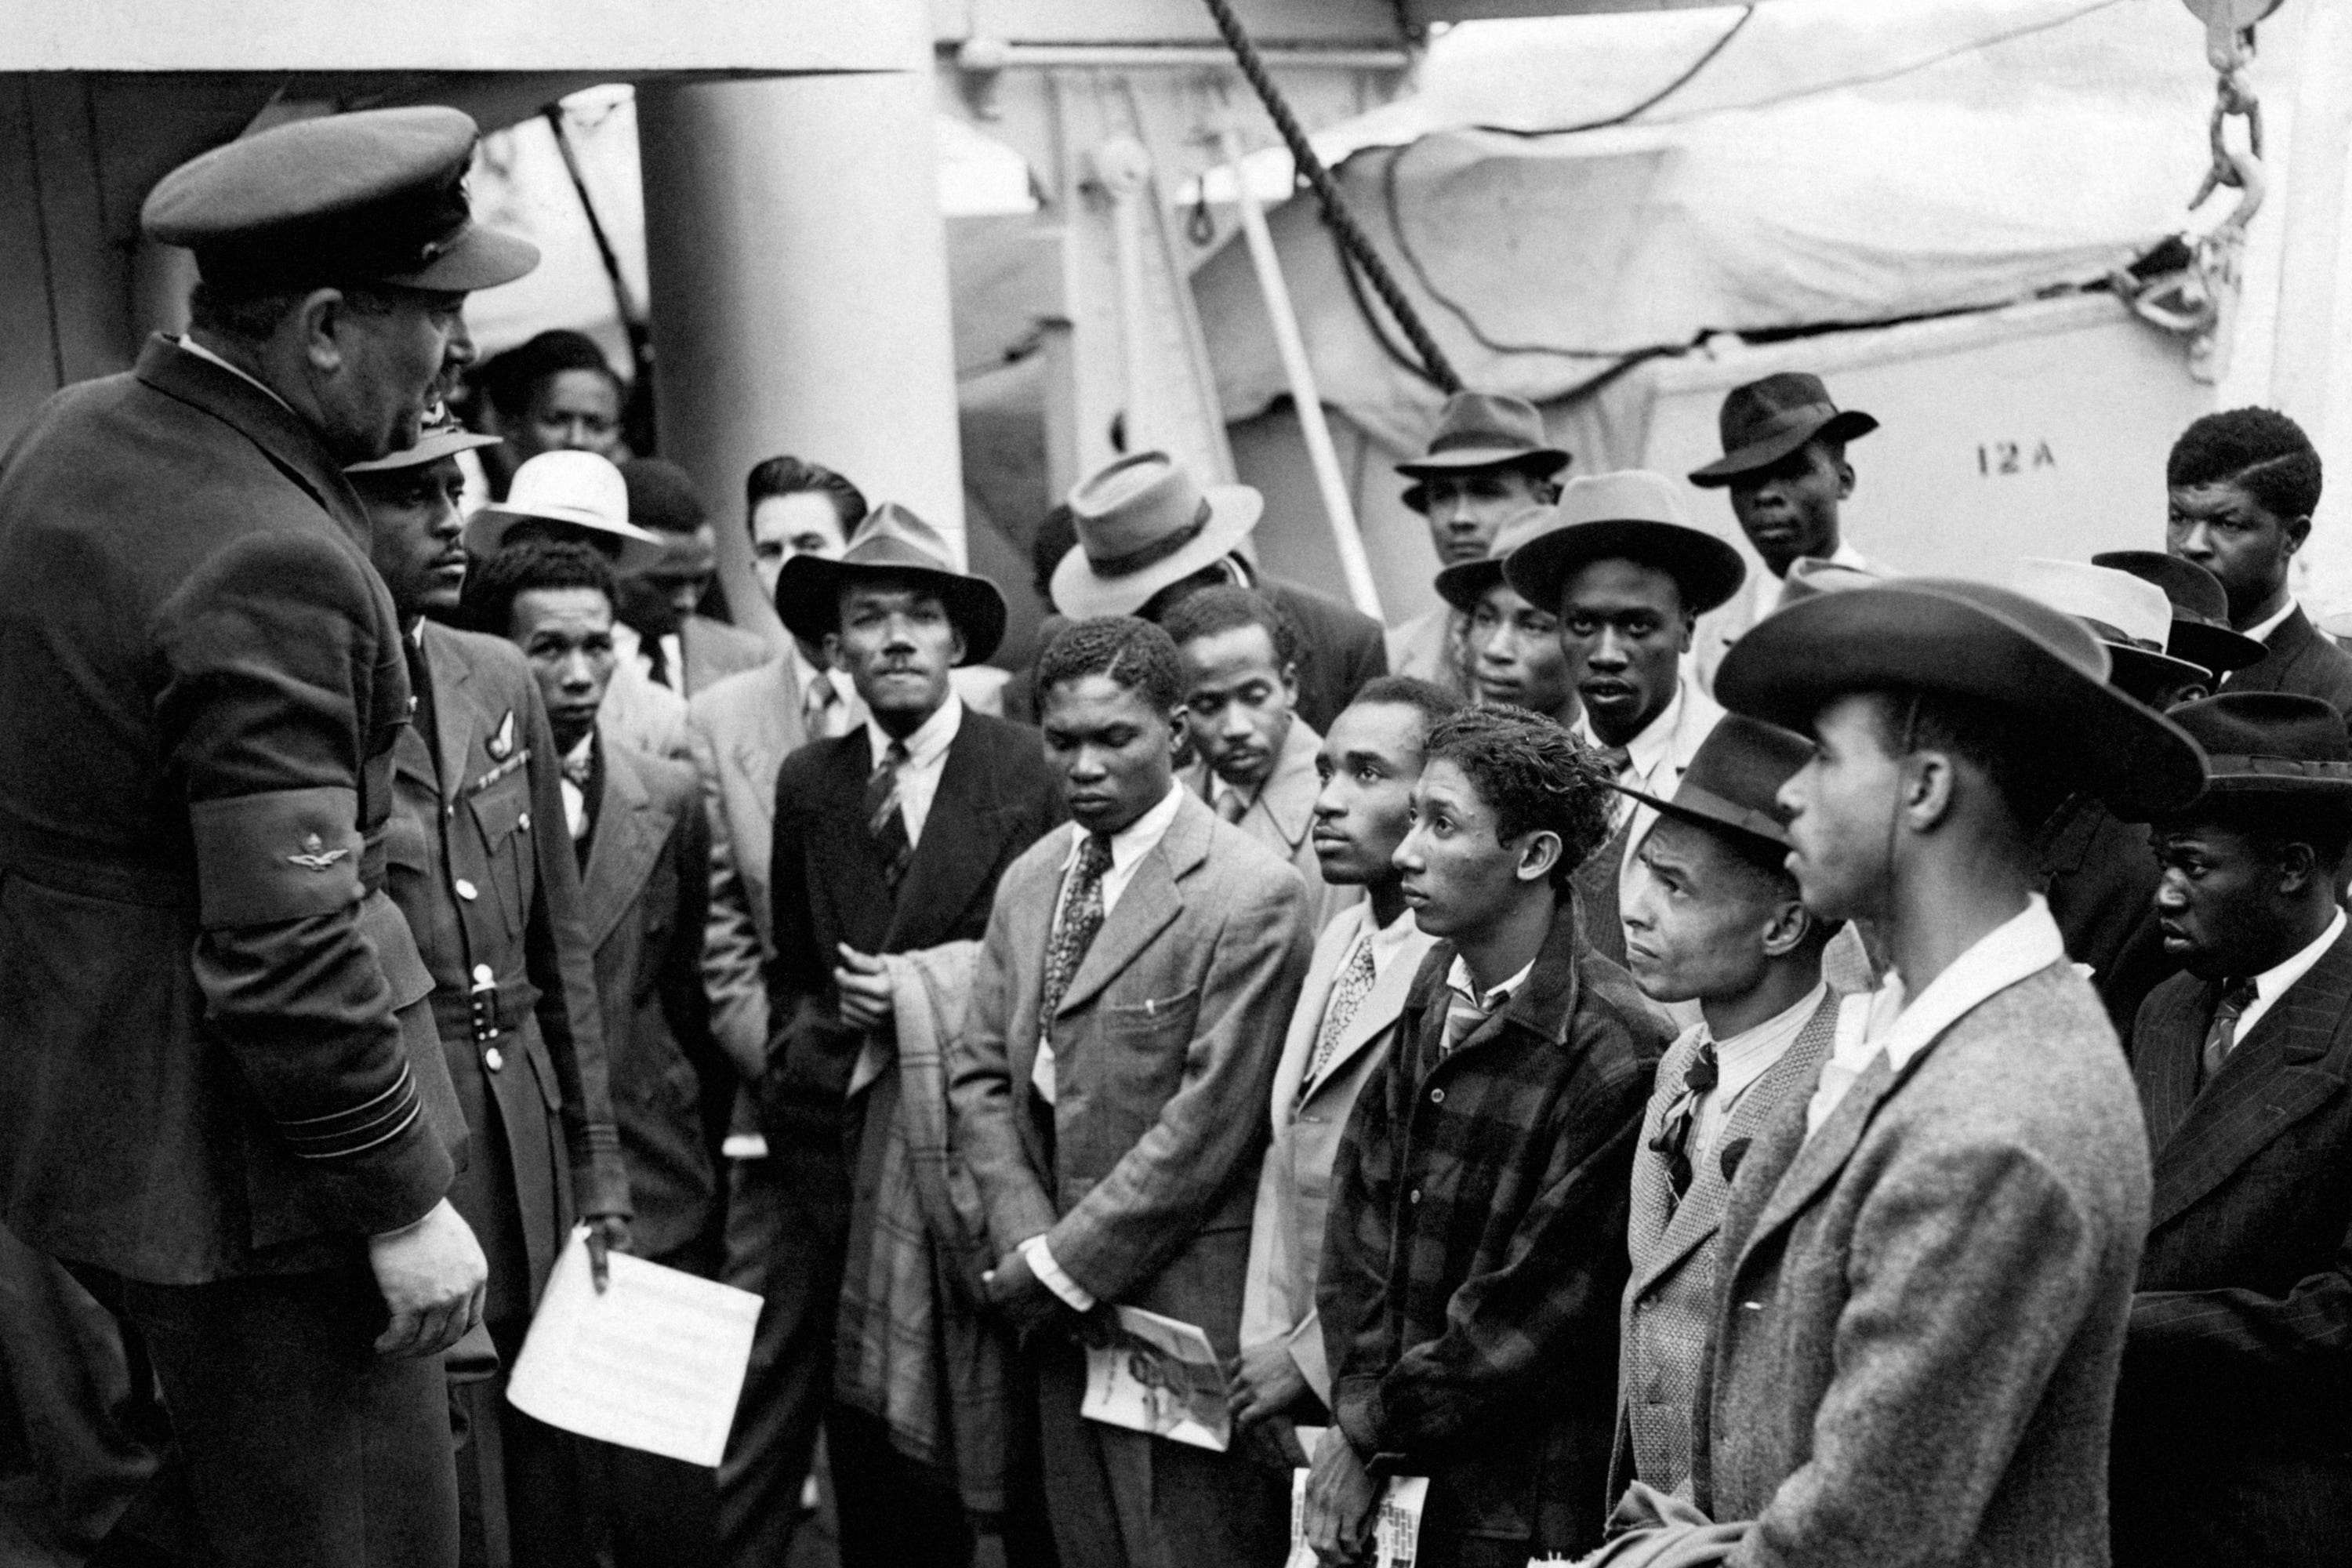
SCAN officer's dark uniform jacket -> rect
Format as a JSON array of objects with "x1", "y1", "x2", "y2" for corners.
[
  {"x1": 389, "y1": 619, "x2": 626, "y2": 1323},
  {"x1": 0, "y1": 337, "x2": 463, "y2": 1281}
]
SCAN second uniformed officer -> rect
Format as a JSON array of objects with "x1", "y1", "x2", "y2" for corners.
[
  {"x1": 348, "y1": 416, "x2": 631, "y2": 1568},
  {"x1": 0, "y1": 107, "x2": 536, "y2": 1567}
]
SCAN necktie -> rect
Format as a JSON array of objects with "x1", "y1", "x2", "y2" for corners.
[
  {"x1": 2201, "y1": 978, "x2": 2259, "y2": 1084},
  {"x1": 1650, "y1": 1036, "x2": 1719, "y2": 1202},
  {"x1": 1034, "y1": 833, "x2": 1116, "y2": 1102},
  {"x1": 866, "y1": 740, "x2": 913, "y2": 890},
  {"x1": 1303, "y1": 938, "x2": 1378, "y2": 1095},
  {"x1": 1593, "y1": 742, "x2": 1633, "y2": 776},
  {"x1": 404, "y1": 635, "x2": 441, "y2": 779},
  {"x1": 803, "y1": 672, "x2": 839, "y2": 741},
  {"x1": 1216, "y1": 788, "x2": 1250, "y2": 825},
  {"x1": 1442, "y1": 989, "x2": 1497, "y2": 1056},
  {"x1": 643, "y1": 633, "x2": 672, "y2": 689}
]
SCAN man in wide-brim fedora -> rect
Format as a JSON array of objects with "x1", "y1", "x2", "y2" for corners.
[
  {"x1": 2092, "y1": 549, "x2": 2267, "y2": 683},
  {"x1": 1054, "y1": 451, "x2": 1387, "y2": 734},
  {"x1": 764, "y1": 503, "x2": 1065, "y2": 1566},
  {"x1": 2113, "y1": 691, "x2": 2352, "y2": 1568},
  {"x1": 1388, "y1": 391, "x2": 1571, "y2": 696},
  {"x1": 1599, "y1": 577, "x2": 2203, "y2": 1567}
]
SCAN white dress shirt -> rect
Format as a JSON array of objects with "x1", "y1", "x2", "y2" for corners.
[
  {"x1": 1806, "y1": 895, "x2": 2065, "y2": 1137},
  {"x1": 862, "y1": 696, "x2": 962, "y2": 848},
  {"x1": 1023, "y1": 783, "x2": 1189, "y2": 1313},
  {"x1": 2241, "y1": 595, "x2": 2299, "y2": 650},
  {"x1": 560, "y1": 731, "x2": 594, "y2": 841},
  {"x1": 1688, "y1": 981, "x2": 1827, "y2": 1157},
  {"x1": 2227, "y1": 908, "x2": 2347, "y2": 1053}
]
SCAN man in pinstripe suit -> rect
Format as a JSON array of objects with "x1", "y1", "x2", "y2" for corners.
[
  {"x1": 1611, "y1": 713, "x2": 1842, "y2": 1502},
  {"x1": 2116, "y1": 691, "x2": 2352, "y2": 1567}
]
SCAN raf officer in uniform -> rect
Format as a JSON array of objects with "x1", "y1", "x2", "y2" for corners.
[
  {"x1": 0, "y1": 109, "x2": 536, "y2": 1568},
  {"x1": 350, "y1": 426, "x2": 631, "y2": 1568}
]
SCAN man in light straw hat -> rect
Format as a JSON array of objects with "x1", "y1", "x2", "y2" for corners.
[
  {"x1": 467, "y1": 448, "x2": 684, "y2": 763},
  {"x1": 762, "y1": 503, "x2": 1065, "y2": 1566},
  {"x1": 2112, "y1": 691, "x2": 2352, "y2": 1567},
  {"x1": 1388, "y1": 392, "x2": 1571, "y2": 696},
  {"x1": 1504, "y1": 470, "x2": 1745, "y2": 969},
  {"x1": 0, "y1": 104, "x2": 538, "y2": 1566},
  {"x1": 1596, "y1": 576, "x2": 2203, "y2": 1566},
  {"x1": 1054, "y1": 451, "x2": 1387, "y2": 735}
]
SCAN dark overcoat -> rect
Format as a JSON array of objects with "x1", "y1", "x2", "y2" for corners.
[{"x1": 2227, "y1": 604, "x2": 2352, "y2": 717}]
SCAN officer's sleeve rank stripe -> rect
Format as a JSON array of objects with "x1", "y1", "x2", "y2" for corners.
[{"x1": 280, "y1": 1062, "x2": 422, "y2": 1160}]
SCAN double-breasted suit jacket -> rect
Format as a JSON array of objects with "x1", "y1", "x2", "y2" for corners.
[
  {"x1": 1693, "y1": 960, "x2": 2150, "y2": 1568},
  {"x1": 579, "y1": 740, "x2": 730, "y2": 1270},
  {"x1": 387, "y1": 622, "x2": 625, "y2": 1326},
  {"x1": 1615, "y1": 991, "x2": 1839, "y2": 1501},
  {"x1": 2112, "y1": 927, "x2": 2352, "y2": 1566},
  {"x1": 1240, "y1": 903, "x2": 1437, "y2": 1404},
  {"x1": 0, "y1": 336, "x2": 458, "y2": 1280}
]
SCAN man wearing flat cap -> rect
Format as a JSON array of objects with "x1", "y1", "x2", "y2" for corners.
[
  {"x1": 1599, "y1": 577, "x2": 2201, "y2": 1566},
  {"x1": 1388, "y1": 392, "x2": 1570, "y2": 697},
  {"x1": 757, "y1": 504, "x2": 1066, "y2": 1565},
  {"x1": 2112, "y1": 691, "x2": 2352, "y2": 1567},
  {"x1": 1688, "y1": 371, "x2": 1886, "y2": 693},
  {"x1": 0, "y1": 106, "x2": 535, "y2": 1566},
  {"x1": 1055, "y1": 450, "x2": 1388, "y2": 735},
  {"x1": 1504, "y1": 470, "x2": 1742, "y2": 968}
]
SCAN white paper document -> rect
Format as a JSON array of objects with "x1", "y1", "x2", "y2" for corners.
[
  {"x1": 1081, "y1": 1305, "x2": 1232, "y2": 1452},
  {"x1": 1287, "y1": 1468, "x2": 1430, "y2": 1568},
  {"x1": 506, "y1": 1227, "x2": 761, "y2": 1467}
]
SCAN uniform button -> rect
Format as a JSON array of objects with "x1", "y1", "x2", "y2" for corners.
[
  {"x1": 474, "y1": 964, "x2": 495, "y2": 985},
  {"x1": 485, "y1": 1047, "x2": 504, "y2": 1073},
  {"x1": 517, "y1": 811, "x2": 531, "y2": 831},
  {"x1": 455, "y1": 878, "x2": 478, "y2": 901},
  {"x1": 1408, "y1": 1188, "x2": 1422, "y2": 1205},
  {"x1": 1429, "y1": 1087, "x2": 1445, "y2": 1105},
  {"x1": 1740, "y1": 1299, "x2": 1764, "y2": 1313}
]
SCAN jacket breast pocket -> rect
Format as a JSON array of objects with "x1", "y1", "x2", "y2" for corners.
[
  {"x1": 464, "y1": 772, "x2": 535, "y2": 938},
  {"x1": 1095, "y1": 986, "x2": 1200, "y2": 1112}
]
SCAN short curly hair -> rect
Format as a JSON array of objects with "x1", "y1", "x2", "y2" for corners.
[
  {"x1": 462, "y1": 542, "x2": 615, "y2": 638},
  {"x1": 1159, "y1": 585, "x2": 1299, "y2": 667},
  {"x1": 1036, "y1": 616, "x2": 1184, "y2": 714},
  {"x1": 2168, "y1": 407, "x2": 2322, "y2": 521},
  {"x1": 1423, "y1": 704, "x2": 1616, "y2": 888}
]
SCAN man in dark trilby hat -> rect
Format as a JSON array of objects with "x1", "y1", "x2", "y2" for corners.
[
  {"x1": 0, "y1": 106, "x2": 536, "y2": 1566},
  {"x1": 2093, "y1": 548, "x2": 2268, "y2": 681},
  {"x1": 1613, "y1": 713, "x2": 1842, "y2": 1502},
  {"x1": 760, "y1": 504, "x2": 1065, "y2": 1566},
  {"x1": 1600, "y1": 577, "x2": 2201, "y2": 1566},
  {"x1": 1055, "y1": 451, "x2": 1388, "y2": 734},
  {"x1": 1388, "y1": 391, "x2": 1571, "y2": 695},
  {"x1": 1688, "y1": 371, "x2": 1886, "y2": 691},
  {"x1": 2112, "y1": 691, "x2": 2352, "y2": 1568},
  {"x1": 1504, "y1": 470, "x2": 1744, "y2": 968}
]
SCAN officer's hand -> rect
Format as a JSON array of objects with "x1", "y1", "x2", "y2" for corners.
[
  {"x1": 833, "y1": 945, "x2": 894, "y2": 1033},
  {"x1": 368, "y1": 1198, "x2": 488, "y2": 1359},
  {"x1": 1227, "y1": 1339, "x2": 1310, "y2": 1428},
  {"x1": 1305, "y1": 1425, "x2": 1380, "y2": 1566},
  {"x1": 584, "y1": 1213, "x2": 632, "y2": 1293}
]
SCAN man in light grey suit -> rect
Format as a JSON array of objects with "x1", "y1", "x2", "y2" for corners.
[
  {"x1": 949, "y1": 617, "x2": 1312, "y2": 1568},
  {"x1": 1230, "y1": 677, "x2": 1457, "y2": 1450},
  {"x1": 1603, "y1": 579, "x2": 2205, "y2": 1565},
  {"x1": 1611, "y1": 714, "x2": 1841, "y2": 1501}
]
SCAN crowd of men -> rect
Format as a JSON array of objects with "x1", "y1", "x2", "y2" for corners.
[{"x1": 0, "y1": 101, "x2": 2348, "y2": 1568}]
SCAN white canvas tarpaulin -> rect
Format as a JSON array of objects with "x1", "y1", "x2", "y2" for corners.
[{"x1": 1195, "y1": 0, "x2": 2223, "y2": 453}]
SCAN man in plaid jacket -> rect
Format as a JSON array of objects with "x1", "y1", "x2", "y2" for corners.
[{"x1": 1307, "y1": 706, "x2": 1668, "y2": 1567}]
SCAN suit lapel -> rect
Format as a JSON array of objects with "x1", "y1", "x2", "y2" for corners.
[
  {"x1": 1307, "y1": 920, "x2": 1433, "y2": 1099},
  {"x1": 2148, "y1": 927, "x2": 2352, "y2": 1229},
  {"x1": 883, "y1": 717, "x2": 1008, "y2": 952},
  {"x1": 2132, "y1": 974, "x2": 2213, "y2": 1156},
  {"x1": 1269, "y1": 909, "x2": 1360, "y2": 1115},
  {"x1": 1257, "y1": 721, "x2": 1323, "y2": 855},
  {"x1": 581, "y1": 748, "x2": 666, "y2": 949},
  {"x1": 427, "y1": 633, "x2": 479, "y2": 802},
  {"x1": 1054, "y1": 797, "x2": 1208, "y2": 1018}
]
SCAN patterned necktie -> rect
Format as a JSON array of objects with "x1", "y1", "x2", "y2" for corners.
[
  {"x1": 803, "y1": 672, "x2": 839, "y2": 741},
  {"x1": 1039, "y1": 833, "x2": 1116, "y2": 1042},
  {"x1": 2201, "y1": 978, "x2": 2259, "y2": 1084},
  {"x1": 866, "y1": 739, "x2": 913, "y2": 890},
  {"x1": 1650, "y1": 1036, "x2": 1719, "y2": 1203},
  {"x1": 1303, "y1": 938, "x2": 1379, "y2": 1094}
]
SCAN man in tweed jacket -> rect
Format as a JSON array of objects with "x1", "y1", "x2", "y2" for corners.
[
  {"x1": 2114, "y1": 692, "x2": 2352, "y2": 1566},
  {"x1": 1310, "y1": 707, "x2": 1667, "y2": 1568},
  {"x1": 1661, "y1": 579, "x2": 2205, "y2": 1568},
  {"x1": 1611, "y1": 714, "x2": 1842, "y2": 1500}
]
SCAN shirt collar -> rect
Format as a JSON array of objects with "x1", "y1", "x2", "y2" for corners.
[
  {"x1": 1574, "y1": 681, "x2": 1686, "y2": 779},
  {"x1": 1068, "y1": 782, "x2": 1185, "y2": 876},
  {"x1": 564, "y1": 728, "x2": 595, "y2": 771},
  {"x1": 1445, "y1": 951, "x2": 1536, "y2": 1014},
  {"x1": 175, "y1": 334, "x2": 297, "y2": 416},
  {"x1": 1878, "y1": 895, "x2": 2067, "y2": 1073},
  {"x1": 2252, "y1": 907, "x2": 2346, "y2": 1006},
  {"x1": 1705, "y1": 981, "x2": 1828, "y2": 1073},
  {"x1": 866, "y1": 694, "x2": 962, "y2": 771},
  {"x1": 2243, "y1": 595, "x2": 2299, "y2": 647}
]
